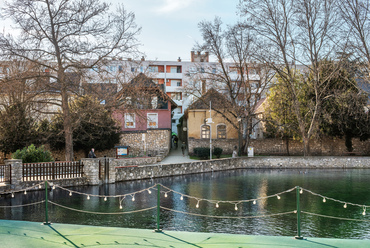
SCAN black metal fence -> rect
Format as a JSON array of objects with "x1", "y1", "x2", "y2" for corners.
[
  {"x1": 0, "y1": 164, "x2": 11, "y2": 184},
  {"x1": 22, "y1": 161, "x2": 84, "y2": 182}
]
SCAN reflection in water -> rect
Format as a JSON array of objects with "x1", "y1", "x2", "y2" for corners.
[{"x1": 1, "y1": 168, "x2": 370, "y2": 239}]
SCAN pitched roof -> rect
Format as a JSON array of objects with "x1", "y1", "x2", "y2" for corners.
[{"x1": 187, "y1": 88, "x2": 232, "y2": 110}]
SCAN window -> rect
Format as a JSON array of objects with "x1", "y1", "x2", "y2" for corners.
[
  {"x1": 170, "y1": 66, "x2": 177, "y2": 73},
  {"x1": 201, "y1": 125, "x2": 210, "y2": 139},
  {"x1": 147, "y1": 113, "x2": 158, "y2": 128},
  {"x1": 177, "y1": 81, "x2": 182, "y2": 87},
  {"x1": 124, "y1": 113, "x2": 135, "y2": 128},
  {"x1": 171, "y1": 92, "x2": 182, "y2": 100},
  {"x1": 217, "y1": 124, "x2": 226, "y2": 139},
  {"x1": 149, "y1": 66, "x2": 158, "y2": 72}
]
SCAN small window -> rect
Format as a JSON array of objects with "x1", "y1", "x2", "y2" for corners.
[
  {"x1": 217, "y1": 124, "x2": 226, "y2": 139},
  {"x1": 201, "y1": 125, "x2": 210, "y2": 139},
  {"x1": 177, "y1": 81, "x2": 181, "y2": 87},
  {"x1": 124, "y1": 113, "x2": 135, "y2": 128},
  {"x1": 147, "y1": 113, "x2": 158, "y2": 128},
  {"x1": 131, "y1": 67, "x2": 135, "y2": 72}
]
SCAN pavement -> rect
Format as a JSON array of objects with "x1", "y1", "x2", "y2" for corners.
[
  {"x1": 1, "y1": 219, "x2": 370, "y2": 248},
  {"x1": 158, "y1": 142, "x2": 198, "y2": 164}
]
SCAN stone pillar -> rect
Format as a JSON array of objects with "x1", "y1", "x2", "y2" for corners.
[
  {"x1": 106, "y1": 157, "x2": 116, "y2": 184},
  {"x1": 5, "y1": 159, "x2": 23, "y2": 190},
  {"x1": 81, "y1": 158, "x2": 100, "y2": 185}
]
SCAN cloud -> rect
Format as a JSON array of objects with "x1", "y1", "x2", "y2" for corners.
[{"x1": 156, "y1": 0, "x2": 197, "y2": 13}]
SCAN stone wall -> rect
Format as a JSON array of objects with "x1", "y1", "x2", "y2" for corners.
[
  {"x1": 249, "y1": 137, "x2": 370, "y2": 156},
  {"x1": 114, "y1": 156, "x2": 370, "y2": 182},
  {"x1": 119, "y1": 129, "x2": 171, "y2": 157},
  {"x1": 188, "y1": 138, "x2": 238, "y2": 155}
]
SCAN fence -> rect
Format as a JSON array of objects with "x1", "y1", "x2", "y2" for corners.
[
  {"x1": 0, "y1": 164, "x2": 11, "y2": 184},
  {"x1": 22, "y1": 161, "x2": 84, "y2": 182}
]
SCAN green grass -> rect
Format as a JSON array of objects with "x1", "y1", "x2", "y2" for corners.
[{"x1": 189, "y1": 154, "x2": 232, "y2": 160}]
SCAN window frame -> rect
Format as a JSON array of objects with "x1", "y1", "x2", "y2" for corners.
[
  {"x1": 124, "y1": 113, "x2": 135, "y2": 128},
  {"x1": 217, "y1": 124, "x2": 227, "y2": 139},
  {"x1": 147, "y1": 113, "x2": 158, "y2": 128},
  {"x1": 201, "y1": 125, "x2": 210, "y2": 139}
]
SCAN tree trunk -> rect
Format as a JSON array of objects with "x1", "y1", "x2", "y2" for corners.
[
  {"x1": 302, "y1": 137, "x2": 310, "y2": 156},
  {"x1": 285, "y1": 136, "x2": 290, "y2": 156},
  {"x1": 61, "y1": 82, "x2": 74, "y2": 161}
]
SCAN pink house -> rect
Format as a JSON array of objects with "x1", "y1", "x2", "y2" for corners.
[{"x1": 113, "y1": 73, "x2": 177, "y2": 157}]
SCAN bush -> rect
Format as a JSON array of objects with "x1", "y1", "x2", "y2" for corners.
[
  {"x1": 213, "y1": 147, "x2": 223, "y2": 158},
  {"x1": 12, "y1": 144, "x2": 54, "y2": 163},
  {"x1": 193, "y1": 147, "x2": 210, "y2": 159}
]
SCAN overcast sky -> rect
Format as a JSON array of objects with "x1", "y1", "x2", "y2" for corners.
[{"x1": 0, "y1": 0, "x2": 241, "y2": 62}]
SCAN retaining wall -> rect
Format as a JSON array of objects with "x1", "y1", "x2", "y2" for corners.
[{"x1": 114, "y1": 156, "x2": 370, "y2": 181}]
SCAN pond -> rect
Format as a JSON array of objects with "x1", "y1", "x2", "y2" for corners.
[{"x1": 1, "y1": 168, "x2": 370, "y2": 239}]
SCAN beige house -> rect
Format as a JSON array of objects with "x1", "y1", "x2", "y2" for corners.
[{"x1": 185, "y1": 89, "x2": 239, "y2": 154}]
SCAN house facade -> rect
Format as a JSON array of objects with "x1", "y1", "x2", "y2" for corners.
[
  {"x1": 185, "y1": 89, "x2": 239, "y2": 155},
  {"x1": 113, "y1": 74, "x2": 177, "y2": 157}
]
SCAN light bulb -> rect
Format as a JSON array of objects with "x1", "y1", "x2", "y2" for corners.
[
  {"x1": 120, "y1": 205, "x2": 123, "y2": 209},
  {"x1": 180, "y1": 195, "x2": 183, "y2": 201},
  {"x1": 11, "y1": 193, "x2": 14, "y2": 198},
  {"x1": 52, "y1": 185, "x2": 55, "y2": 190},
  {"x1": 132, "y1": 195, "x2": 135, "y2": 201},
  {"x1": 277, "y1": 195, "x2": 281, "y2": 200},
  {"x1": 363, "y1": 210, "x2": 366, "y2": 216},
  {"x1": 87, "y1": 195, "x2": 90, "y2": 200},
  {"x1": 216, "y1": 202, "x2": 219, "y2": 208},
  {"x1": 39, "y1": 185, "x2": 42, "y2": 189},
  {"x1": 148, "y1": 189, "x2": 151, "y2": 194},
  {"x1": 24, "y1": 191, "x2": 27, "y2": 195},
  {"x1": 253, "y1": 200, "x2": 256, "y2": 205},
  {"x1": 69, "y1": 191, "x2": 72, "y2": 196},
  {"x1": 164, "y1": 192, "x2": 168, "y2": 198},
  {"x1": 343, "y1": 203, "x2": 347, "y2": 208},
  {"x1": 234, "y1": 204, "x2": 238, "y2": 211},
  {"x1": 104, "y1": 197, "x2": 107, "y2": 201},
  {"x1": 196, "y1": 201, "x2": 199, "y2": 208},
  {"x1": 300, "y1": 189, "x2": 303, "y2": 194},
  {"x1": 323, "y1": 198, "x2": 326, "y2": 203}
]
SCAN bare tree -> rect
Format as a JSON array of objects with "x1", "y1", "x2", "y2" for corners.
[
  {"x1": 240, "y1": 0, "x2": 344, "y2": 155},
  {"x1": 0, "y1": 0, "x2": 141, "y2": 160},
  {"x1": 187, "y1": 17, "x2": 273, "y2": 152}
]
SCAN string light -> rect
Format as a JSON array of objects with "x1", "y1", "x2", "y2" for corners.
[
  {"x1": 253, "y1": 200, "x2": 256, "y2": 205},
  {"x1": 277, "y1": 195, "x2": 281, "y2": 200},
  {"x1": 11, "y1": 193, "x2": 14, "y2": 198},
  {"x1": 132, "y1": 195, "x2": 135, "y2": 202},
  {"x1": 300, "y1": 188, "x2": 303, "y2": 194},
  {"x1": 215, "y1": 202, "x2": 219, "y2": 208},
  {"x1": 343, "y1": 203, "x2": 347, "y2": 208},
  {"x1": 69, "y1": 191, "x2": 72, "y2": 196},
  {"x1": 52, "y1": 185, "x2": 55, "y2": 190},
  {"x1": 39, "y1": 185, "x2": 42, "y2": 189},
  {"x1": 104, "y1": 197, "x2": 107, "y2": 201},
  {"x1": 147, "y1": 189, "x2": 151, "y2": 194},
  {"x1": 180, "y1": 195, "x2": 183, "y2": 201},
  {"x1": 87, "y1": 195, "x2": 90, "y2": 200},
  {"x1": 363, "y1": 206, "x2": 366, "y2": 216},
  {"x1": 323, "y1": 198, "x2": 326, "y2": 203},
  {"x1": 234, "y1": 204, "x2": 238, "y2": 211},
  {"x1": 119, "y1": 204, "x2": 123, "y2": 209},
  {"x1": 196, "y1": 200, "x2": 200, "y2": 208},
  {"x1": 24, "y1": 191, "x2": 27, "y2": 195},
  {"x1": 164, "y1": 192, "x2": 168, "y2": 198}
]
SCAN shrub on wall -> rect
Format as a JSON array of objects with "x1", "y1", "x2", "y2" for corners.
[
  {"x1": 12, "y1": 144, "x2": 54, "y2": 163},
  {"x1": 213, "y1": 147, "x2": 223, "y2": 158},
  {"x1": 193, "y1": 147, "x2": 210, "y2": 159}
]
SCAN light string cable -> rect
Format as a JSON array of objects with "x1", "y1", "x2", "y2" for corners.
[
  {"x1": 48, "y1": 181, "x2": 158, "y2": 213},
  {"x1": 301, "y1": 187, "x2": 370, "y2": 209},
  {"x1": 161, "y1": 206, "x2": 296, "y2": 219},
  {"x1": 1, "y1": 181, "x2": 45, "y2": 198},
  {"x1": 0, "y1": 182, "x2": 46, "y2": 208},
  {"x1": 159, "y1": 184, "x2": 296, "y2": 209}
]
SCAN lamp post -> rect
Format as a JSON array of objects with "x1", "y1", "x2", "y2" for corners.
[
  {"x1": 237, "y1": 117, "x2": 242, "y2": 156},
  {"x1": 207, "y1": 101, "x2": 214, "y2": 160}
]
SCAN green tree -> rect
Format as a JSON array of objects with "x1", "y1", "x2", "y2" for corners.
[
  {"x1": 12, "y1": 144, "x2": 53, "y2": 163},
  {"x1": 49, "y1": 96, "x2": 121, "y2": 155}
]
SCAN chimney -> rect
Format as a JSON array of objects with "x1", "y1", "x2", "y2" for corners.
[
  {"x1": 191, "y1": 51, "x2": 195, "y2": 62},
  {"x1": 141, "y1": 56, "x2": 145, "y2": 61},
  {"x1": 177, "y1": 57, "x2": 181, "y2": 62}
]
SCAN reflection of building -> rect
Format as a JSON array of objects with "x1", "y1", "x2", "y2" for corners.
[{"x1": 185, "y1": 88, "x2": 238, "y2": 154}]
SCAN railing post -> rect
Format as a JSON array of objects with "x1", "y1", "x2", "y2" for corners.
[
  {"x1": 295, "y1": 186, "x2": 303, "y2": 239},
  {"x1": 43, "y1": 181, "x2": 50, "y2": 225},
  {"x1": 155, "y1": 184, "x2": 162, "y2": 232}
]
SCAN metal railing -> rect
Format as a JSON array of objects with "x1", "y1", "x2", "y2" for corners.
[
  {"x1": 0, "y1": 164, "x2": 11, "y2": 184},
  {"x1": 22, "y1": 161, "x2": 83, "y2": 182}
]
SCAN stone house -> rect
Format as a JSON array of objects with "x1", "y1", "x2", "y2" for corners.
[
  {"x1": 113, "y1": 73, "x2": 177, "y2": 157},
  {"x1": 184, "y1": 88, "x2": 239, "y2": 154}
]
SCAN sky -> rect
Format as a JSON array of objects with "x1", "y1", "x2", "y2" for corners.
[{"x1": 0, "y1": 0, "x2": 241, "y2": 62}]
